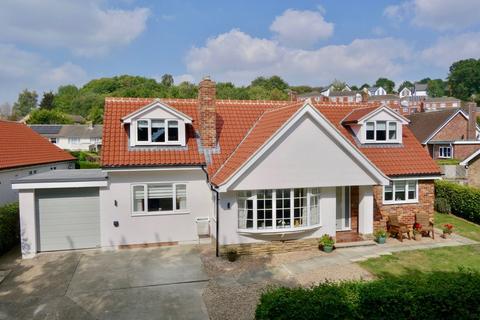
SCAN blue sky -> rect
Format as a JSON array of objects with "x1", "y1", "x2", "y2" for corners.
[{"x1": 1, "y1": 0, "x2": 480, "y2": 104}]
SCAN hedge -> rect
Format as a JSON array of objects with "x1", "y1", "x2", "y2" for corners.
[
  {"x1": 256, "y1": 270, "x2": 480, "y2": 319},
  {"x1": 0, "y1": 202, "x2": 20, "y2": 255},
  {"x1": 435, "y1": 180, "x2": 480, "y2": 223}
]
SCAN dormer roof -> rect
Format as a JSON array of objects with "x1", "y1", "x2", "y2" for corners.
[
  {"x1": 121, "y1": 99, "x2": 193, "y2": 124},
  {"x1": 342, "y1": 105, "x2": 410, "y2": 125}
]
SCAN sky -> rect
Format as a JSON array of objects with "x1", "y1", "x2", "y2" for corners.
[{"x1": 1, "y1": 0, "x2": 480, "y2": 105}]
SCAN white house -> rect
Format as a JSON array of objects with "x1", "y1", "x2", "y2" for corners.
[
  {"x1": 29, "y1": 124, "x2": 103, "y2": 152},
  {"x1": 413, "y1": 83, "x2": 428, "y2": 97},
  {"x1": 399, "y1": 87, "x2": 412, "y2": 98},
  {"x1": 13, "y1": 78, "x2": 441, "y2": 258},
  {"x1": 367, "y1": 87, "x2": 387, "y2": 96},
  {"x1": 0, "y1": 121, "x2": 75, "y2": 205}
]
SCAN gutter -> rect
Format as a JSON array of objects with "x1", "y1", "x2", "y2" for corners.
[{"x1": 201, "y1": 165, "x2": 220, "y2": 257}]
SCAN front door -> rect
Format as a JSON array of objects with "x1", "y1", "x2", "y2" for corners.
[{"x1": 336, "y1": 186, "x2": 351, "y2": 231}]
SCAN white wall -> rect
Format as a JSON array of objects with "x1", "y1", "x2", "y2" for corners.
[
  {"x1": 99, "y1": 169, "x2": 214, "y2": 247},
  {"x1": 54, "y1": 137, "x2": 100, "y2": 151},
  {"x1": 18, "y1": 189, "x2": 36, "y2": 258},
  {"x1": 0, "y1": 161, "x2": 73, "y2": 205},
  {"x1": 230, "y1": 114, "x2": 378, "y2": 190},
  {"x1": 217, "y1": 187, "x2": 337, "y2": 245}
]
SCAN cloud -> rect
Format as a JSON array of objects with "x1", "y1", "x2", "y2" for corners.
[
  {"x1": 421, "y1": 32, "x2": 480, "y2": 67},
  {"x1": 186, "y1": 29, "x2": 412, "y2": 86},
  {"x1": 270, "y1": 9, "x2": 334, "y2": 48},
  {"x1": 0, "y1": 44, "x2": 87, "y2": 103},
  {"x1": 174, "y1": 74, "x2": 195, "y2": 84},
  {"x1": 0, "y1": 0, "x2": 150, "y2": 57},
  {"x1": 384, "y1": 0, "x2": 480, "y2": 31}
]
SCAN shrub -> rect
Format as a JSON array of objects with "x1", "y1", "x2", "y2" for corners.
[
  {"x1": 435, "y1": 180, "x2": 480, "y2": 223},
  {"x1": 374, "y1": 229, "x2": 386, "y2": 239},
  {"x1": 318, "y1": 234, "x2": 335, "y2": 247},
  {"x1": 435, "y1": 197, "x2": 451, "y2": 214},
  {"x1": 256, "y1": 270, "x2": 480, "y2": 319},
  {"x1": 0, "y1": 202, "x2": 20, "y2": 255}
]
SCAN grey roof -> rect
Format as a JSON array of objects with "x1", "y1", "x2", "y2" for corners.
[
  {"x1": 298, "y1": 90, "x2": 324, "y2": 98},
  {"x1": 329, "y1": 90, "x2": 358, "y2": 97},
  {"x1": 368, "y1": 94, "x2": 400, "y2": 101},
  {"x1": 414, "y1": 83, "x2": 428, "y2": 91},
  {"x1": 368, "y1": 87, "x2": 378, "y2": 94},
  {"x1": 29, "y1": 125, "x2": 62, "y2": 135},
  {"x1": 424, "y1": 96, "x2": 461, "y2": 103},
  {"x1": 28, "y1": 124, "x2": 103, "y2": 138},
  {"x1": 12, "y1": 169, "x2": 107, "y2": 184},
  {"x1": 406, "y1": 108, "x2": 461, "y2": 143}
]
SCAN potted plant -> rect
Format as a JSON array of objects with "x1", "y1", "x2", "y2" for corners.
[
  {"x1": 374, "y1": 229, "x2": 387, "y2": 244},
  {"x1": 413, "y1": 223, "x2": 423, "y2": 241},
  {"x1": 226, "y1": 248, "x2": 238, "y2": 262},
  {"x1": 319, "y1": 234, "x2": 335, "y2": 253},
  {"x1": 442, "y1": 223, "x2": 454, "y2": 238}
]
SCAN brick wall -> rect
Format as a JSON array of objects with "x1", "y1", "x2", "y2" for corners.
[
  {"x1": 454, "y1": 144, "x2": 480, "y2": 161},
  {"x1": 467, "y1": 157, "x2": 480, "y2": 188},
  {"x1": 373, "y1": 180, "x2": 435, "y2": 232},
  {"x1": 431, "y1": 113, "x2": 469, "y2": 141}
]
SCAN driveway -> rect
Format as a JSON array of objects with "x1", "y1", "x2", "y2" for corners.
[{"x1": 0, "y1": 245, "x2": 209, "y2": 320}]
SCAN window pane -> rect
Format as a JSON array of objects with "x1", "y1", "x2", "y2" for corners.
[
  {"x1": 408, "y1": 181, "x2": 417, "y2": 200},
  {"x1": 238, "y1": 192, "x2": 254, "y2": 229},
  {"x1": 376, "y1": 121, "x2": 386, "y2": 141},
  {"x1": 394, "y1": 181, "x2": 406, "y2": 201},
  {"x1": 175, "y1": 184, "x2": 187, "y2": 210},
  {"x1": 293, "y1": 188, "x2": 307, "y2": 227},
  {"x1": 257, "y1": 190, "x2": 273, "y2": 229},
  {"x1": 275, "y1": 189, "x2": 291, "y2": 229},
  {"x1": 366, "y1": 122, "x2": 375, "y2": 140},
  {"x1": 133, "y1": 185, "x2": 145, "y2": 212},
  {"x1": 137, "y1": 120, "x2": 149, "y2": 141},
  {"x1": 384, "y1": 185, "x2": 393, "y2": 201},
  {"x1": 148, "y1": 184, "x2": 173, "y2": 211},
  {"x1": 388, "y1": 122, "x2": 397, "y2": 140},
  {"x1": 309, "y1": 188, "x2": 320, "y2": 226},
  {"x1": 151, "y1": 120, "x2": 165, "y2": 142},
  {"x1": 168, "y1": 121, "x2": 179, "y2": 141}
]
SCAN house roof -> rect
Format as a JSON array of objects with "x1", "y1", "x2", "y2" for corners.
[
  {"x1": 0, "y1": 121, "x2": 75, "y2": 170},
  {"x1": 424, "y1": 97, "x2": 461, "y2": 103},
  {"x1": 29, "y1": 125, "x2": 103, "y2": 139},
  {"x1": 298, "y1": 90, "x2": 324, "y2": 98},
  {"x1": 414, "y1": 83, "x2": 428, "y2": 91},
  {"x1": 102, "y1": 98, "x2": 440, "y2": 181},
  {"x1": 368, "y1": 94, "x2": 400, "y2": 101},
  {"x1": 329, "y1": 90, "x2": 358, "y2": 97},
  {"x1": 406, "y1": 108, "x2": 462, "y2": 143}
]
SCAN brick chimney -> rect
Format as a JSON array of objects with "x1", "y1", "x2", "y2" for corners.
[
  {"x1": 467, "y1": 102, "x2": 477, "y2": 141},
  {"x1": 287, "y1": 90, "x2": 298, "y2": 101},
  {"x1": 361, "y1": 88, "x2": 369, "y2": 102},
  {"x1": 198, "y1": 76, "x2": 217, "y2": 148}
]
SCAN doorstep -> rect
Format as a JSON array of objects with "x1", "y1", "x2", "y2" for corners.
[{"x1": 335, "y1": 240, "x2": 377, "y2": 249}]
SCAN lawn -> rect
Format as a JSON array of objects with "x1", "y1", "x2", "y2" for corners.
[{"x1": 359, "y1": 213, "x2": 480, "y2": 277}]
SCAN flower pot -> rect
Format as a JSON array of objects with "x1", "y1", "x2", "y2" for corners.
[
  {"x1": 414, "y1": 234, "x2": 422, "y2": 241},
  {"x1": 322, "y1": 245, "x2": 334, "y2": 253},
  {"x1": 226, "y1": 251, "x2": 238, "y2": 262},
  {"x1": 376, "y1": 236, "x2": 386, "y2": 244}
]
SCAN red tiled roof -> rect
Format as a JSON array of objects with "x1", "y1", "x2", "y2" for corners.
[
  {"x1": 102, "y1": 98, "x2": 440, "y2": 182},
  {"x1": 0, "y1": 120, "x2": 75, "y2": 170},
  {"x1": 342, "y1": 106, "x2": 380, "y2": 123}
]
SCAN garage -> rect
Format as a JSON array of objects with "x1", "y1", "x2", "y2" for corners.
[
  {"x1": 37, "y1": 188, "x2": 100, "y2": 251},
  {"x1": 12, "y1": 169, "x2": 108, "y2": 257}
]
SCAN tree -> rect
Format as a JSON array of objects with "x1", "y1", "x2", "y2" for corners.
[
  {"x1": 418, "y1": 77, "x2": 431, "y2": 84},
  {"x1": 251, "y1": 75, "x2": 289, "y2": 91},
  {"x1": 53, "y1": 85, "x2": 79, "y2": 112},
  {"x1": 360, "y1": 83, "x2": 370, "y2": 89},
  {"x1": 0, "y1": 102, "x2": 12, "y2": 119},
  {"x1": 398, "y1": 81, "x2": 414, "y2": 92},
  {"x1": 161, "y1": 74, "x2": 174, "y2": 87},
  {"x1": 26, "y1": 109, "x2": 73, "y2": 124},
  {"x1": 448, "y1": 59, "x2": 480, "y2": 103},
  {"x1": 375, "y1": 78, "x2": 395, "y2": 93},
  {"x1": 331, "y1": 79, "x2": 347, "y2": 91},
  {"x1": 12, "y1": 89, "x2": 38, "y2": 117},
  {"x1": 88, "y1": 106, "x2": 103, "y2": 125},
  {"x1": 427, "y1": 79, "x2": 446, "y2": 97},
  {"x1": 39, "y1": 91, "x2": 55, "y2": 110},
  {"x1": 350, "y1": 85, "x2": 359, "y2": 91}
]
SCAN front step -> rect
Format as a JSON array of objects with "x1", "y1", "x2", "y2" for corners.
[{"x1": 335, "y1": 240, "x2": 377, "y2": 249}]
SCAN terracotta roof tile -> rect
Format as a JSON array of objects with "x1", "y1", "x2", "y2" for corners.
[{"x1": 0, "y1": 120, "x2": 75, "y2": 170}]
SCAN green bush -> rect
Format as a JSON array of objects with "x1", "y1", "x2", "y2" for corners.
[
  {"x1": 435, "y1": 197, "x2": 451, "y2": 214},
  {"x1": 435, "y1": 180, "x2": 480, "y2": 223},
  {"x1": 0, "y1": 202, "x2": 20, "y2": 255},
  {"x1": 256, "y1": 270, "x2": 480, "y2": 320}
]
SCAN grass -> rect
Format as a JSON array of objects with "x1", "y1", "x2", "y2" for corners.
[
  {"x1": 436, "y1": 158, "x2": 460, "y2": 165},
  {"x1": 359, "y1": 213, "x2": 480, "y2": 277}
]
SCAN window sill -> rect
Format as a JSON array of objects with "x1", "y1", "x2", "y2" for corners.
[
  {"x1": 131, "y1": 210, "x2": 190, "y2": 217},
  {"x1": 238, "y1": 224, "x2": 321, "y2": 235},
  {"x1": 382, "y1": 200, "x2": 419, "y2": 205}
]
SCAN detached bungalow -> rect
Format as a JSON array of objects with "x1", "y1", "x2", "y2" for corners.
[{"x1": 13, "y1": 78, "x2": 440, "y2": 258}]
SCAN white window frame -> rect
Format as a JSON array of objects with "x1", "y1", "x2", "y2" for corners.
[
  {"x1": 439, "y1": 146, "x2": 452, "y2": 159},
  {"x1": 383, "y1": 180, "x2": 418, "y2": 205},
  {"x1": 134, "y1": 118, "x2": 182, "y2": 146},
  {"x1": 236, "y1": 188, "x2": 321, "y2": 233},
  {"x1": 68, "y1": 137, "x2": 80, "y2": 145},
  {"x1": 365, "y1": 120, "x2": 400, "y2": 143},
  {"x1": 130, "y1": 182, "x2": 188, "y2": 216}
]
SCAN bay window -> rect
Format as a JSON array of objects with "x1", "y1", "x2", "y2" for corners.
[
  {"x1": 238, "y1": 188, "x2": 321, "y2": 231},
  {"x1": 383, "y1": 180, "x2": 418, "y2": 204},
  {"x1": 131, "y1": 183, "x2": 187, "y2": 215}
]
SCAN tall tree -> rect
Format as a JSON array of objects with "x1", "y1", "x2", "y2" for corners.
[
  {"x1": 161, "y1": 74, "x2": 174, "y2": 87},
  {"x1": 39, "y1": 91, "x2": 55, "y2": 110},
  {"x1": 418, "y1": 77, "x2": 431, "y2": 84},
  {"x1": 331, "y1": 79, "x2": 347, "y2": 91},
  {"x1": 53, "y1": 85, "x2": 79, "y2": 112},
  {"x1": 26, "y1": 109, "x2": 73, "y2": 124},
  {"x1": 448, "y1": 58, "x2": 480, "y2": 103},
  {"x1": 427, "y1": 79, "x2": 446, "y2": 97},
  {"x1": 0, "y1": 102, "x2": 12, "y2": 119},
  {"x1": 360, "y1": 83, "x2": 370, "y2": 89},
  {"x1": 375, "y1": 78, "x2": 395, "y2": 93},
  {"x1": 251, "y1": 75, "x2": 289, "y2": 91},
  {"x1": 12, "y1": 89, "x2": 38, "y2": 117},
  {"x1": 398, "y1": 81, "x2": 414, "y2": 92}
]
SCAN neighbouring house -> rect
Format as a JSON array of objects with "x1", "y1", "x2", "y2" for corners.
[
  {"x1": 0, "y1": 120, "x2": 75, "y2": 205},
  {"x1": 297, "y1": 90, "x2": 329, "y2": 102},
  {"x1": 423, "y1": 97, "x2": 461, "y2": 112},
  {"x1": 13, "y1": 77, "x2": 441, "y2": 258},
  {"x1": 413, "y1": 83, "x2": 428, "y2": 97},
  {"x1": 367, "y1": 94, "x2": 401, "y2": 111},
  {"x1": 407, "y1": 104, "x2": 480, "y2": 161},
  {"x1": 399, "y1": 87, "x2": 412, "y2": 98},
  {"x1": 367, "y1": 86, "x2": 387, "y2": 96},
  {"x1": 19, "y1": 113, "x2": 86, "y2": 124},
  {"x1": 29, "y1": 124, "x2": 103, "y2": 152},
  {"x1": 460, "y1": 150, "x2": 480, "y2": 188},
  {"x1": 328, "y1": 91, "x2": 362, "y2": 103}
]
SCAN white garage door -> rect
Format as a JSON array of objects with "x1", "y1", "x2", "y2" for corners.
[{"x1": 37, "y1": 188, "x2": 100, "y2": 251}]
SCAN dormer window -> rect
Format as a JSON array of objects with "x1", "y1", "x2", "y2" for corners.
[
  {"x1": 365, "y1": 121, "x2": 398, "y2": 143},
  {"x1": 135, "y1": 119, "x2": 180, "y2": 145}
]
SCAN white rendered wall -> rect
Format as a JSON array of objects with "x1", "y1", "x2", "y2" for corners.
[
  {"x1": 358, "y1": 185, "x2": 374, "y2": 235},
  {"x1": 18, "y1": 189, "x2": 37, "y2": 258}
]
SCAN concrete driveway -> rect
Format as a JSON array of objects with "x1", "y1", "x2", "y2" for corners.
[{"x1": 0, "y1": 245, "x2": 209, "y2": 320}]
